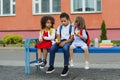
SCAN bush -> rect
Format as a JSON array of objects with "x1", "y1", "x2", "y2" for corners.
[
  {"x1": 0, "y1": 40, "x2": 4, "y2": 44},
  {"x1": 100, "y1": 20, "x2": 107, "y2": 41},
  {"x1": 3, "y1": 34, "x2": 23, "y2": 44},
  {"x1": 112, "y1": 40, "x2": 120, "y2": 46}
]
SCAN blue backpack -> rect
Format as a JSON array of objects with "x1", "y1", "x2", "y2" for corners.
[{"x1": 59, "y1": 24, "x2": 73, "y2": 36}]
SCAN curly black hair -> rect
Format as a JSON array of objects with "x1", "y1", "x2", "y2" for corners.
[{"x1": 40, "y1": 15, "x2": 55, "y2": 29}]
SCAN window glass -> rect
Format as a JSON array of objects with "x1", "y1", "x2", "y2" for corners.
[
  {"x1": 35, "y1": 3, "x2": 39, "y2": 13},
  {"x1": 52, "y1": 0, "x2": 61, "y2": 12},
  {"x1": 3, "y1": 0, "x2": 10, "y2": 14},
  {"x1": 97, "y1": 0, "x2": 101, "y2": 11},
  {"x1": 13, "y1": 0, "x2": 15, "y2": 2},
  {"x1": 85, "y1": 0, "x2": 94, "y2": 11},
  {"x1": 73, "y1": 0, "x2": 83, "y2": 12},
  {"x1": 41, "y1": 0, "x2": 49, "y2": 13}
]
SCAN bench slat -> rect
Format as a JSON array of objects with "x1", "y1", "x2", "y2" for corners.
[{"x1": 29, "y1": 47, "x2": 120, "y2": 53}]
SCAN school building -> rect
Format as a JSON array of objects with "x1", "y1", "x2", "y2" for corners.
[{"x1": 0, "y1": 0, "x2": 120, "y2": 40}]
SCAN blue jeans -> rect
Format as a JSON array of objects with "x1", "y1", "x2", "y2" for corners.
[{"x1": 49, "y1": 42, "x2": 71, "y2": 66}]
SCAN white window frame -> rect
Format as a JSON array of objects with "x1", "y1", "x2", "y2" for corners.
[
  {"x1": 71, "y1": 0, "x2": 102, "y2": 14},
  {"x1": 32, "y1": 0, "x2": 61, "y2": 15},
  {"x1": 0, "y1": 0, "x2": 16, "y2": 16}
]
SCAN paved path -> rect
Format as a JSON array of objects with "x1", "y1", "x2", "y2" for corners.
[
  {"x1": 0, "y1": 47, "x2": 120, "y2": 80},
  {"x1": 0, "y1": 66, "x2": 120, "y2": 80}
]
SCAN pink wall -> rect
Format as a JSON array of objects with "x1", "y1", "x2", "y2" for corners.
[
  {"x1": 0, "y1": 0, "x2": 120, "y2": 40},
  {"x1": 0, "y1": 29, "x2": 119, "y2": 40}
]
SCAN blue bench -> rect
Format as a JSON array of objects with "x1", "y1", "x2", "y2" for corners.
[{"x1": 24, "y1": 38, "x2": 120, "y2": 75}]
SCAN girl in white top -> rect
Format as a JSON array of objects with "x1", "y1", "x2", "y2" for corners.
[{"x1": 69, "y1": 16, "x2": 89, "y2": 69}]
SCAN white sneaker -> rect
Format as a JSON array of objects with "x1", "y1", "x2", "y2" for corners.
[
  {"x1": 85, "y1": 62, "x2": 89, "y2": 70},
  {"x1": 69, "y1": 60, "x2": 74, "y2": 67},
  {"x1": 34, "y1": 62, "x2": 43, "y2": 66}
]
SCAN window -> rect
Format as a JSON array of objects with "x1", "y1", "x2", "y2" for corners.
[
  {"x1": 0, "y1": 0, "x2": 16, "y2": 16},
  {"x1": 71, "y1": 0, "x2": 102, "y2": 13},
  {"x1": 33, "y1": 0, "x2": 61, "y2": 14}
]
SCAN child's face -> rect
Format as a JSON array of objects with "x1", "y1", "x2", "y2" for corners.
[
  {"x1": 60, "y1": 18, "x2": 69, "y2": 26},
  {"x1": 46, "y1": 20, "x2": 52, "y2": 28},
  {"x1": 74, "y1": 20, "x2": 78, "y2": 27}
]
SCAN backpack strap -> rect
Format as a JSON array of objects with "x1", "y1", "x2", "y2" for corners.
[
  {"x1": 80, "y1": 29, "x2": 90, "y2": 46},
  {"x1": 69, "y1": 24, "x2": 73, "y2": 35},
  {"x1": 80, "y1": 29, "x2": 87, "y2": 43},
  {"x1": 59, "y1": 25, "x2": 63, "y2": 37},
  {"x1": 80, "y1": 29, "x2": 82, "y2": 35}
]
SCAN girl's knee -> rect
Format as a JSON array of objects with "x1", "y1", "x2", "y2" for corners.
[
  {"x1": 70, "y1": 46, "x2": 74, "y2": 50},
  {"x1": 83, "y1": 48, "x2": 88, "y2": 51}
]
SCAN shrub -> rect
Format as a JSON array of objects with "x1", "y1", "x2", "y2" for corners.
[
  {"x1": 0, "y1": 39, "x2": 4, "y2": 44},
  {"x1": 3, "y1": 34, "x2": 23, "y2": 44},
  {"x1": 112, "y1": 40, "x2": 120, "y2": 46},
  {"x1": 100, "y1": 20, "x2": 107, "y2": 41}
]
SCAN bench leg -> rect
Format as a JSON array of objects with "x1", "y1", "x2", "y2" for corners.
[
  {"x1": 35, "y1": 51, "x2": 40, "y2": 71},
  {"x1": 26, "y1": 50, "x2": 31, "y2": 75},
  {"x1": 24, "y1": 48, "x2": 28, "y2": 74}
]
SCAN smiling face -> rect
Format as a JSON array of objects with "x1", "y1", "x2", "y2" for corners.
[{"x1": 60, "y1": 17, "x2": 69, "y2": 26}]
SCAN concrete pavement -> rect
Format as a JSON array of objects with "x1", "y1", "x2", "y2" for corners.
[{"x1": 0, "y1": 47, "x2": 120, "y2": 80}]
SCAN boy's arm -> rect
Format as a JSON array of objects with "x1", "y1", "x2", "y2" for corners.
[
  {"x1": 55, "y1": 34, "x2": 61, "y2": 43},
  {"x1": 64, "y1": 35, "x2": 74, "y2": 43},
  {"x1": 59, "y1": 25, "x2": 74, "y2": 47},
  {"x1": 64, "y1": 25, "x2": 74, "y2": 43},
  {"x1": 55, "y1": 26, "x2": 61, "y2": 43},
  {"x1": 59, "y1": 35, "x2": 74, "y2": 47}
]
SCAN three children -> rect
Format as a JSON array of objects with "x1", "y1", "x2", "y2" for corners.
[{"x1": 35, "y1": 13, "x2": 90, "y2": 76}]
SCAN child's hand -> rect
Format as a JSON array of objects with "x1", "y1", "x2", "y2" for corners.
[
  {"x1": 55, "y1": 38, "x2": 60, "y2": 44},
  {"x1": 59, "y1": 41, "x2": 66, "y2": 47},
  {"x1": 39, "y1": 39, "x2": 43, "y2": 43},
  {"x1": 75, "y1": 31, "x2": 79, "y2": 36}
]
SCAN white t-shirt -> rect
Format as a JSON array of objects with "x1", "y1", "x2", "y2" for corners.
[{"x1": 57, "y1": 24, "x2": 74, "y2": 40}]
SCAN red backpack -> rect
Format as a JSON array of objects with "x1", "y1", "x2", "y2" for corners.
[{"x1": 74, "y1": 27, "x2": 90, "y2": 46}]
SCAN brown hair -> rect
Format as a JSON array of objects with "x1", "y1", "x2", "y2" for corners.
[
  {"x1": 60, "y1": 12, "x2": 72, "y2": 23},
  {"x1": 75, "y1": 16, "x2": 86, "y2": 29}
]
